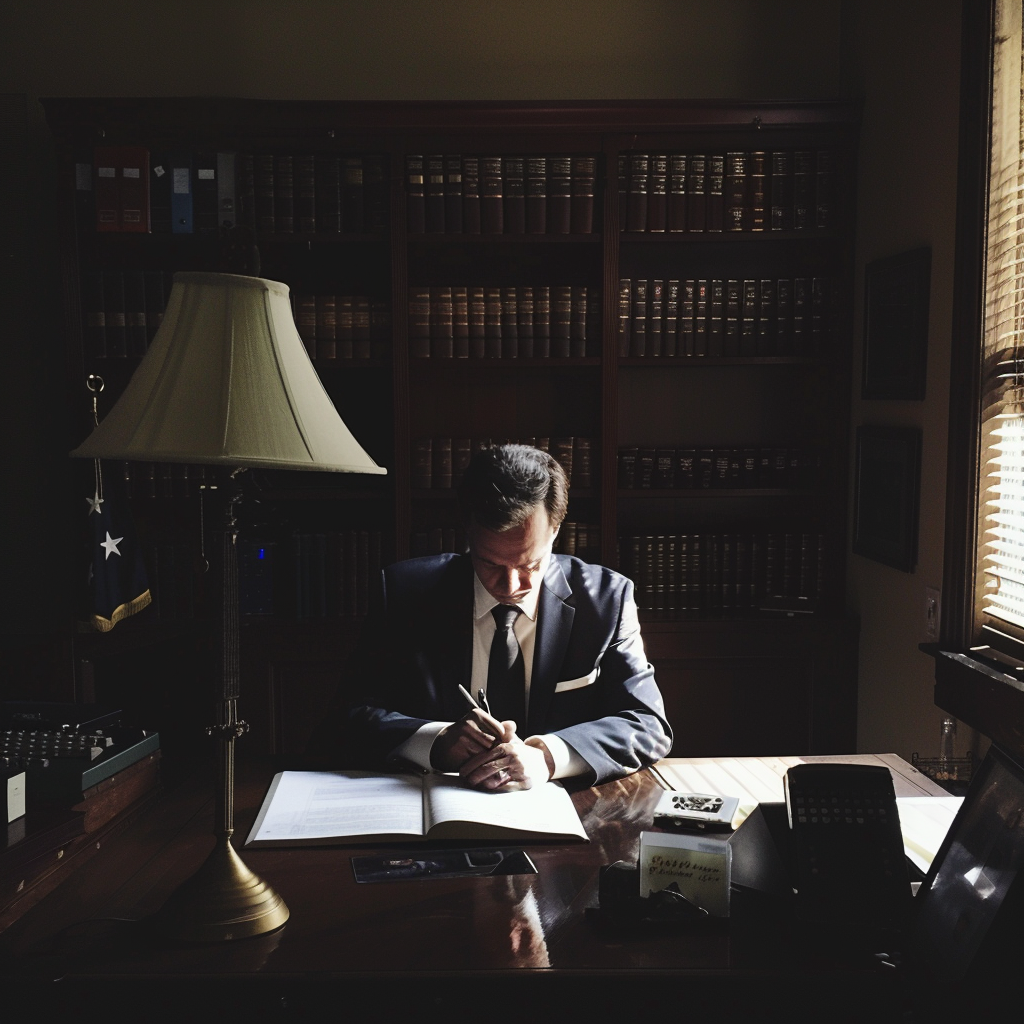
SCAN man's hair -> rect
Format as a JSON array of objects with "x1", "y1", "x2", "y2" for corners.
[{"x1": 457, "y1": 444, "x2": 569, "y2": 532}]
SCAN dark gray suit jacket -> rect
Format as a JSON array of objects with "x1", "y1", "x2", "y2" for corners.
[{"x1": 340, "y1": 553, "x2": 673, "y2": 788}]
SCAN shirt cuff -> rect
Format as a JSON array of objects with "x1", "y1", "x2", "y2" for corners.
[
  {"x1": 390, "y1": 720, "x2": 451, "y2": 771},
  {"x1": 530, "y1": 732, "x2": 587, "y2": 780}
]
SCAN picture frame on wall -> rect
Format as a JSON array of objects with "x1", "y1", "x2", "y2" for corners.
[
  {"x1": 862, "y1": 246, "x2": 931, "y2": 400},
  {"x1": 852, "y1": 425, "x2": 922, "y2": 572}
]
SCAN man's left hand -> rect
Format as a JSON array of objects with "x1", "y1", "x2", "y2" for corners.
[{"x1": 459, "y1": 726, "x2": 554, "y2": 791}]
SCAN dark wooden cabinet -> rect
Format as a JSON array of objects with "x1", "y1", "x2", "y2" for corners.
[{"x1": 43, "y1": 98, "x2": 860, "y2": 757}]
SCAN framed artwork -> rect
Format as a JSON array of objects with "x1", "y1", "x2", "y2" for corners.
[
  {"x1": 862, "y1": 246, "x2": 931, "y2": 400},
  {"x1": 852, "y1": 425, "x2": 921, "y2": 572}
]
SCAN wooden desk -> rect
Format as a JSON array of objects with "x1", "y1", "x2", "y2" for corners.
[{"x1": 1, "y1": 756, "x2": 943, "y2": 1021}]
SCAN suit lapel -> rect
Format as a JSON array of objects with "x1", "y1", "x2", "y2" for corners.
[{"x1": 527, "y1": 557, "x2": 574, "y2": 735}]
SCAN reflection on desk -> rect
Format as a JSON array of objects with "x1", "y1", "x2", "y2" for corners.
[{"x1": 1, "y1": 755, "x2": 950, "y2": 1022}]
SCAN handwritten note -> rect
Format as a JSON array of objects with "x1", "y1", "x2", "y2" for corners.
[{"x1": 640, "y1": 830, "x2": 732, "y2": 918}]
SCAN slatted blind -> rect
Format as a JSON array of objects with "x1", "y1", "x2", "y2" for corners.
[{"x1": 980, "y1": 1, "x2": 1024, "y2": 632}]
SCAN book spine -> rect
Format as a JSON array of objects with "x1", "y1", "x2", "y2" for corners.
[
  {"x1": 409, "y1": 286, "x2": 431, "y2": 358},
  {"x1": 693, "y1": 279, "x2": 708, "y2": 356},
  {"x1": 462, "y1": 155, "x2": 481, "y2": 234},
  {"x1": 501, "y1": 286, "x2": 519, "y2": 358},
  {"x1": 452, "y1": 285, "x2": 469, "y2": 358},
  {"x1": 503, "y1": 155, "x2": 526, "y2": 234},
  {"x1": 526, "y1": 155, "x2": 547, "y2": 233},
  {"x1": 353, "y1": 296, "x2": 371, "y2": 359},
  {"x1": 551, "y1": 285, "x2": 572, "y2": 358},
  {"x1": 792, "y1": 150, "x2": 813, "y2": 229},
  {"x1": 686, "y1": 154, "x2": 706, "y2": 232},
  {"x1": 770, "y1": 150, "x2": 793, "y2": 231},
  {"x1": 725, "y1": 150, "x2": 747, "y2": 232},
  {"x1": 668, "y1": 153, "x2": 687, "y2": 232},
  {"x1": 706, "y1": 153, "x2": 724, "y2": 232},
  {"x1": 570, "y1": 285, "x2": 588, "y2": 358},
  {"x1": 630, "y1": 278, "x2": 647, "y2": 357},
  {"x1": 533, "y1": 286, "x2": 551, "y2": 358},
  {"x1": 708, "y1": 279, "x2": 724, "y2": 357},
  {"x1": 648, "y1": 280, "x2": 663, "y2": 357},
  {"x1": 480, "y1": 155, "x2": 504, "y2": 234},
  {"x1": 316, "y1": 154, "x2": 342, "y2": 233},
  {"x1": 119, "y1": 147, "x2": 150, "y2": 233},
  {"x1": 680, "y1": 280, "x2": 695, "y2": 356},
  {"x1": 341, "y1": 155, "x2": 364, "y2": 232},
  {"x1": 295, "y1": 293, "x2": 317, "y2": 358},
  {"x1": 547, "y1": 155, "x2": 571, "y2": 234},
  {"x1": 570, "y1": 155, "x2": 596, "y2": 233},
  {"x1": 617, "y1": 278, "x2": 631, "y2": 357},
  {"x1": 468, "y1": 285, "x2": 486, "y2": 357},
  {"x1": 84, "y1": 270, "x2": 106, "y2": 357},
  {"x1": 749, "y1": 150, "x2": 768, "y2": 232},
  {"x1": 725, "y1": 278, "x2": 742, "y2": 357},
  {"x1": 430, "y1": 286, "x2": 454, "y2": 358},
  {"x1": 218, "y1": 151, "x2": 238, "y2": 230},
  {"x1": 517, "y1": 286, "x2": 535, "y2": 358},
  {"x1": 484, "y1": 286, "x2": 502, "y2": 357},
  {"x1": 444, "y1": 153, "x2": 463, "y2": 233},
  {"x1": 757, "y1": 278, "x2": 776, "y2": 355},
  {"x1": 663, "y1": 279, "x2": 679, "y2": 357},
  {"x1": 337, "y1": 294, "x2": 354, "y2": 359},
  {"x1": 123, "y1": 270, "x2": 148, "y2": 357},
  {"x1": 406, "y1": 154, "x2": 425, "y2": 233},
  {"x1": 315, "y1": 293, "x2": 335, "y2": 360},
  {"x1": 149, "y1": 152, "x2": 172, "y2": 233},
  {"x1": 741, "y1": 280, "x2": 758, "y2": 356},
  {"x1": 626, "y1": 152, "x2": 648, "y2": 231},
  {"x1": 103, "y1": 270, "x2": 127, "y2": 357},
  {"x1": 424, "y1": 154, "x2": 445, "y2": 233}
]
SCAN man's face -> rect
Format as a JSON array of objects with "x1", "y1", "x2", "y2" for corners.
[{"x1": 468, "y1": 509, "x2": 558, "y2": 605}]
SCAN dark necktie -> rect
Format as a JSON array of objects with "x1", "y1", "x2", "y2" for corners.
[{"x1": 487, "y1": 604, "x2": 526, "y2": 728}]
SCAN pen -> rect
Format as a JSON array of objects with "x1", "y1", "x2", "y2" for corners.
[{"x1": 457, "y1": 684, "x2": 492, "y2": 717}]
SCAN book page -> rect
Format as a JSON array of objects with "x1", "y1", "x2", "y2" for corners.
[
  {"x1": 245, "y1": 771, "x2": 426, "y2": 846},
  {"x1": 423, "y1": 775, "x2": 588, "y2": 841}
]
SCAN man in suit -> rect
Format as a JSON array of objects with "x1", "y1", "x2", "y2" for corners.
[{"x1": 338, "y1": 443, "x2": 672, "y2": 791}]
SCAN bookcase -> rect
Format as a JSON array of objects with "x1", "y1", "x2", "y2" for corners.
[{"x1": 43, "y1": 98, "x2": 861, "y2": 760}]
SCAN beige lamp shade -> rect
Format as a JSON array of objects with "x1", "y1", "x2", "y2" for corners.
[{"x1": 71, "y1": 272, "x2": 386, "y2": 474}]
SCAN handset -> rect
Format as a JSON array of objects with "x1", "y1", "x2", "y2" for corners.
[{"x1": 784, "y1": 763, "x2": 910, "y2": 940}]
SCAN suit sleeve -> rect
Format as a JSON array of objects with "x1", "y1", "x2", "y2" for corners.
[{"x1": 546, "y1": 576, "x2": 673, "y2": 789}]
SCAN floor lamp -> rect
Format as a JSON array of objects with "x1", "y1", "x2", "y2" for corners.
[{"x1": 71, "y1": 272, "x2": 386, "y2": 941}]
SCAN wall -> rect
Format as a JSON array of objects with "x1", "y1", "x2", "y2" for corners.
[{"x1": 840, "y1": 0, "x2": 968, "y2": 762}]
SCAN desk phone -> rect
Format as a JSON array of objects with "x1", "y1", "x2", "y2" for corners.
[{"x1": 784, "y1": 763, "x2": 911, "y2": 941}]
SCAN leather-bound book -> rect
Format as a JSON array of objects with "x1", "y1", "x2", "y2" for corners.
[
  {"x1": 94, "y1": 146, "x2": 150, "y2": 233},
  {"x1": 503, "y1": 155, "x2": 526, "y2": 233},
  {"x1": 668, "y1": 153, "x2": 687, "y2": 232},
  {"x1": 770, "y1": 150, "x2": 792, "y2": 231},
  {"x1": 364, "y1": 154, "x2": 389, "y2": 233},
  {"x1": 757, "y1": 278, "x2": 776, "y2": 356},
  {"x1": 686, "y1": 153, "x2": 706, "y2": 232},
  {"x1": 500, "y1": 286, "x2": 519, "y2": 358},
  {"x1": 680, "y1": 280, "x2": 695, "y2": 356},
  {"x1": 617, "y1": 278, "x2": 632, "y2": 357},
  {"x1": 468, "y1": 285, "x2": 486, "y2": 357},
  {"x1": 517, "y1": 286, "x2": 535, "y2": 358},
  {"x1": 617, "y1": 153, "x2": 629, "y2": 227},
  {"x1": 408, "y1": 285, "x2": 431, "y2": 358},
  {"x1": 740, "y1": 280, "x2": 758, "y2": 356},
  {"x1": 708, "y1": 279, "x2": 724, "y2": 357},
  {"x1": 749, "y1": 151, "x2": 768, "y2": 231},
  {"x1": 425, "y1": 154, "x2": 445, "y2": 233},
  {"x1": 775, "y1": 277, "x2": 793, "y2": 354},
  {"x1": 550, "y1": 285, "x2": 572, "y2": 358},
  {"x1": 294, "y1": 293, "x2": 317, "y2": 359},
  {"x1": 570, "y1": 155, "x2": 596, "y2": 233},
  {"x1": 462, "y1": 156, "x2": 481, "y2": 234},
  {"x1": 570, "y1": 285, "x2": 588, "y2": 357},
  {"x1": 725, "y1": 279, "x2": 742, "y2": 357},
  {"x1": 452, "y1": 285, "x2": 470, "y2": 358},
  {"x1": 693, "y1": 279, "x2": 708, "y2": 356},
  {"x1": 792, "y1": 277, "x2": 809, "y2": 354},
  {"x1": 630, "y1": 278, "x2": 648, "y2": 357},
  {"x1": 725, "y1": 150, "x2": 747, "y2": 231},
  {"x1": 706, "y1": 153, "x2": 724, "y2": 232},
  {"x1": 533, "y1": 285, "x2": 551, "y2": 358},
  {"x1": 663, "y1": 280, "x2": 679, "y2": 357},
  {"x1": 430, "y1": 286, "x2": 454, "y2": 358},
  {"x1": 444, "y1": 154, "x2": 463, "y2": 233},
  {"x1": 547, "y1": 155, "x2": 572, "y2": 234},
  {"x1": 815, "y1": 149, "x2": 835, "y2": 229},
  {"x1": 626, "y1": 152, "x2": 648, "y2": 232},
  {"x1": 792, "y1": 150, "x2": 813, "y2": 229},
  {"x1": 646, "y1": 154, "x2": 667, "y2": 232},
  {"x1": 480, "y1": 156, "x2": 504, "y2": 233},
  {"x1": 406, "y1": 154, "x2": 425, "y2": 233},
  {"x1": 526, "y1": 155, "x2": 547, "y2": 233},
  {"x1": 648, "y1": 280, "x2": 664, "y2": 356},
  {"x1": 484, "y1": 286, "x2": 502, "y2": 357}
]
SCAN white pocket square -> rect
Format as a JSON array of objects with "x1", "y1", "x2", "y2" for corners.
[{"x1": 554, "y1": 669, "x2": 598, "y2": 693}]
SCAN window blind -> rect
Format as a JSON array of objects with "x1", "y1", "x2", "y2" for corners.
[{"x1": 979, "y1": 1, "x2": 1024, "y2": 634}]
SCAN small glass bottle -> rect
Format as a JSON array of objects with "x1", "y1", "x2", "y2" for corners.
[{"x1": 938, "y1": 717, "x2": 957, "y2": 779}]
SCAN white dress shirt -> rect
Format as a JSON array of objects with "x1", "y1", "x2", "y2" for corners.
[{"x1": 391, "y1": 563, "x2": 586, "y2": 779}]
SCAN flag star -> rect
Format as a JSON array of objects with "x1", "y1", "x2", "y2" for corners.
[
  {"x1": 86, "y1": 491, "x2": 104, "y2": 515},
  {"x1": 101, "y1": 531, "x2": 124, "y2": 560}
]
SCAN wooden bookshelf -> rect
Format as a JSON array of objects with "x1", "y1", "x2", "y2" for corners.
[{"x1": 43, "y1": 98, "x2": 861, "y2": 758}]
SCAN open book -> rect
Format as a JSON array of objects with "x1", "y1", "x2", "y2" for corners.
[{"x1": 244, "y1": 770, "x2": 589, "y2": 847}]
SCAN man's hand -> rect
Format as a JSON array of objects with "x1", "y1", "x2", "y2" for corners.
[
  {"x1": 459, "y1": 727, "x2": 554, "y2": 791},
  {"x1": 430, "y1": 708, "x2": 506, "y2": 772}
]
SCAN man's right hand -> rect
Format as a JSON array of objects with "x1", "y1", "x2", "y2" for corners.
[{"x1": 430, "y1": 708, "x2": 508, "y2": 772}]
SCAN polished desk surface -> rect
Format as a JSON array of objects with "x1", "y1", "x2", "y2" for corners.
[{"x1": 2, "y1": 755, "x2": 946, "y2": 1019}]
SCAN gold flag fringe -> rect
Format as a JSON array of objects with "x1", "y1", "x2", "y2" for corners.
[{"x1": 89, "y1": 589, "x2": 153, "y2": 632}]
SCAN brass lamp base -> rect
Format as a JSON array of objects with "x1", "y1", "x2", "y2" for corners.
[{"x1": 153, "y1": 836, "x2": 290, "y2": 943}]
